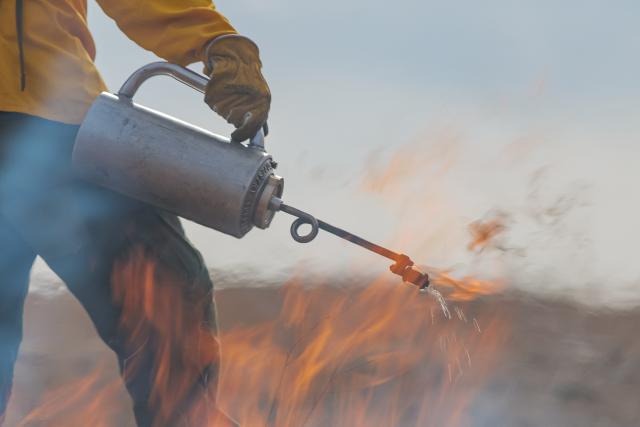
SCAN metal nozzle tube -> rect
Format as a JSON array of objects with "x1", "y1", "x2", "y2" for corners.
[{"x1": 273, "y1": 198, "x2": 430, "y2": 289}]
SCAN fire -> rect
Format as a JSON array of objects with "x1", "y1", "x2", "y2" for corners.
[
  {"x1": 466, "y1": 215, "x2": 507, "y2": 253},
  {"x1": 16, "y1": 365, "x2": 123, "y2": 427},
  {"x1": 13, "y1": 137, "x2": 509, "y2": 425},
  {"x1": 110, "y1": 247, "x2": 221, "y2": 424},
  {"x1": 428, "y1": 270, "x2": 505, "y2": 302},
  {"x1": 15, "y1": 261, "x2": 508, "y2": 426},
  {"x1": 217, "y1": 278, "x2": 508, "y2": 427}
]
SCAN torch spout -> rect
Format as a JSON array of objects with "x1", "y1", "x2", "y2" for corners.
[{"x1": 271, "y1": 198, "x2": 430, "y2": 290}]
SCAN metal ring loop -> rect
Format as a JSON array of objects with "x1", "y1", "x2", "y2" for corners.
[{"x1": 290, "y1": 217, "x2": 319, "y2": 243}]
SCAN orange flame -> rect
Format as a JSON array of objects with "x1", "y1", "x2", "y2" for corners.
[
  {"x1": 12, "y1": 129, "x2": 514, "y2": 425},
  {"x1": 429, "y1": 270, "x2": 505, "y2": 302},
  {"x1": 217, "y1": 278, "x2": 508, "y2": 427},
  {"x1": 466, "y1": 216, "x2": 507, "y2": 253},
  {"x1": 16, "y1": 267, "x2": 508, "y2": 426},
  {"x1": 16, "y1": 365, "x2": 123, "y2": 427},
  {"x1": 111, "y1": 247, "x2": 220, "y2": 424}
]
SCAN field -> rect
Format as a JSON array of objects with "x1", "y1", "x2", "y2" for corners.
[{"x1": 5, "y1": 274, "x2": 640, "y2": 427}]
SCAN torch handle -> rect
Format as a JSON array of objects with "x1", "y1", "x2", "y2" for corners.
[{"x1": 117, "y1": 61, "x2": 267, "y2": 150}]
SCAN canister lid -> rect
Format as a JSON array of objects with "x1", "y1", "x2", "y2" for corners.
[{"x1": 253, "y1": 174, "x2": 284, "y2": 229}]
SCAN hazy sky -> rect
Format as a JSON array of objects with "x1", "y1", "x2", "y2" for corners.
[{"x1": 33, "y1": 1, "x2": 640, "y2": 306}]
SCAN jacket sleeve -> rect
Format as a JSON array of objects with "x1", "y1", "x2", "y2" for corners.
[{"x1": 95, "y1": 0, "x2": 237, "y2": 66}]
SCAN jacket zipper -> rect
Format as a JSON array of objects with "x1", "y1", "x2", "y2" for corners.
[{"x1": 15, "y1": 0, "x2": 26, "y2": 91}]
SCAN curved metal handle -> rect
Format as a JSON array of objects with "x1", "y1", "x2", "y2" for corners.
[
  {"x1": 118, "y1": 62, "x2": 208, "y2": 98},
  {"x1": 117, "y1": 61, "x2": 267, "y2": 149}
]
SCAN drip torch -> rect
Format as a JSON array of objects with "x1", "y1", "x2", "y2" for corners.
[{"x1": 72, "y1": 62, "x2": 430, "y2": 290}]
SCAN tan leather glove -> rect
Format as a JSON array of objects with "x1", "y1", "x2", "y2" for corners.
[{"x1": 203, "y1": 35, "x2": 271, "y2": 142}]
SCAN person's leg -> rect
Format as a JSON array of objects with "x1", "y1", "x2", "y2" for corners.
[
  {"x1": 0, "y1": 216, "x2": 36, "y2": 419},
  {"x1": 45, "y1": 207, "x2": 233, "y2": 427},
  {"x1": 0, "y1": 113, "x2": 41, "y2": 420},
  {"x1": 0, "y1": 112, "x2": 235, "y2": 426}
]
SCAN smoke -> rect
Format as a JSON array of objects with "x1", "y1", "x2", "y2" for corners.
[
  {"x1": 20, "y1": 116, "x2": 639, "y2": 310},
  {"x1": 355, "y1": 123, "x2": 639, "y2": 308}
]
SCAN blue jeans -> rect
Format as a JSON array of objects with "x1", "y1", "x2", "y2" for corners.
[{"x1": 0, "y1": 112, "x2": 224, "y2": 426}]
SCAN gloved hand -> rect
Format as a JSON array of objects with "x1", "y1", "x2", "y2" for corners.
[{"x1": 203, "y1": 35, "x2": 271, "y2": 142}]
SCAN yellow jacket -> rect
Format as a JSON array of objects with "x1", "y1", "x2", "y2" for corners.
[{"x1": 0, "y1": 0, "x2": 236, "y2": 124}]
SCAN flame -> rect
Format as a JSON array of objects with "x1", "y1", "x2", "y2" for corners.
[
  {"x1": 217, "y1": 278, "x2": 508, "y2": 427},
  {"x1": 15, "y1": 137, "x2": 508, "y2": 425},
  {"x1": 16, "y1": 364, "x2": 123, "y2": 427},
  {"x1": 110, "y1": 247, "x2": 221, "y2": 424},
  {"x1": 360, "y1": 132, "x2": 461, "y2": 196},
  {"x1": 3, "y1": 101, "x2": 529, "y2": 427},
  {"x1": 16, "y1": 263, "x2": 508, "y2": 426},
  {"x1": 429, "y1": 270, "x2": 505, "y2": 302},
  {"x1": 466, "y1": 215, "x2": 507, "y2": 253},
  {"x1": 15, "y1": 246, "x2": 242, "y2": 426}
]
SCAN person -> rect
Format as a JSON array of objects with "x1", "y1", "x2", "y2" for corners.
[{"x1": 0, "y1": 1, "x2": 271, "y2": 425}]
